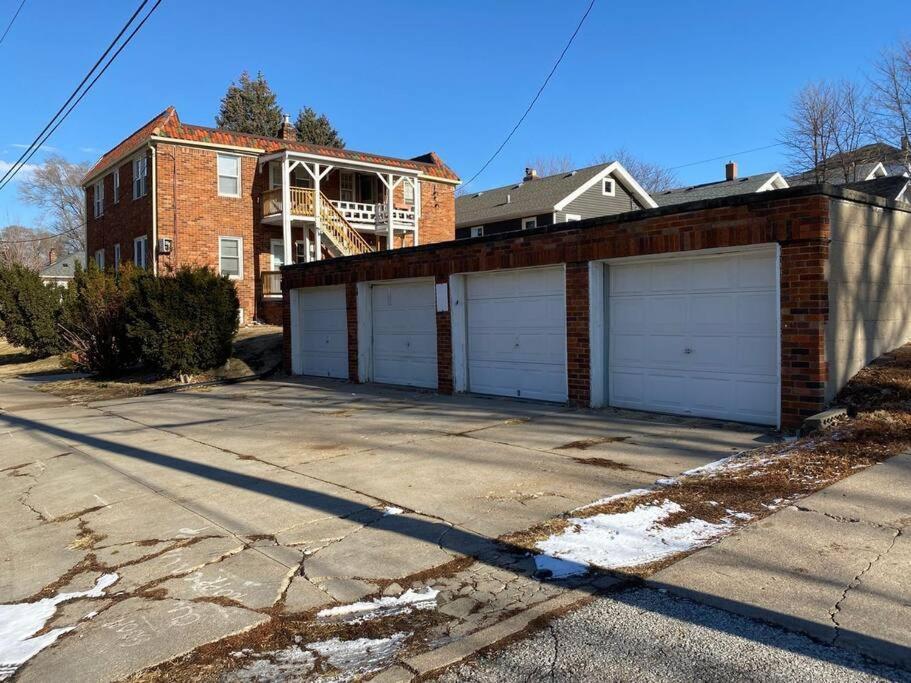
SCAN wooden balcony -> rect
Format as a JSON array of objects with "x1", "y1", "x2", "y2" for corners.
[{"x1": 262, "y1": 187, "x2": 315, "y2": 218}]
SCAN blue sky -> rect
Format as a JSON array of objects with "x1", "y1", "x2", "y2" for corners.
[{"x1": 0, "y1": 0, "x2": 907, "y2": 227}]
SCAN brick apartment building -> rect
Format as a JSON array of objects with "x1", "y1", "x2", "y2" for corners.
[{"x1": 82, "y1": 107, "x2": 460, "y2": 324}]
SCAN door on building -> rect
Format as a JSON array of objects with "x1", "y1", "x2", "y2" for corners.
[
  {"x1": 290, "y1": 285, "x2": 348, "y2": 379},
  {"x1": 370, "y1": 281, "x2": 438, "y2": 389}
]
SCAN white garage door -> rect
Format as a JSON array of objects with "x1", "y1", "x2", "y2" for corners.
[
  {"x1": 608, "y1": 249, "x2": 779, "y2": 425},
  {"x1": 292, "y1": 285, "x2": 348, "y2": 379},
  {"x1": 466, "y1": 267, "x2": 567, "y2": 402},
  {"x1": 371, "y1": 281, "x2": 438, "y2": 389}
]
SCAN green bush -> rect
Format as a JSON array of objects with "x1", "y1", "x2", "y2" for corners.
[
  {"x1": 59, "y1": 263, "x2": 140, "y2": 374},
  {"x1": 126, "y1": 266, "x2": 239, "y2": 377},
  {"x1": 0, "y1": 263, "x2": 66, "y2": 357}
]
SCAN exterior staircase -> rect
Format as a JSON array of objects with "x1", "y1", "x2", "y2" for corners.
[{"x1": 319, "y1": 192, "x2": 373, "y2": 257}]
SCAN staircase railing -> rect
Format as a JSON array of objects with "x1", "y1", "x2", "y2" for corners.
[{"x1": 319, "y1": 192, "x2": 373, "y2": 257}]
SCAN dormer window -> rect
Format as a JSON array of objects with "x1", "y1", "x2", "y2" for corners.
[{"x1": 602, "y1": 177, "x2": 616, "y2": 197}]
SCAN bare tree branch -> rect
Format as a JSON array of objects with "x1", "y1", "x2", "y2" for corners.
[
  {"x1": 524, "y1": 155, "x2": 575, "y2": 177},
  {"x1": 870, "y1": 40, "x2": 911, "y2": 173},
  {"x1": 17, "y1": 155, "x2": 89, "y2": 253},
  {"x1": 593, "y1": 149, "x2": 678, "y2": 193},
  {"x1": 0, "y1": 225, "x2": 67, "y2": 269}
]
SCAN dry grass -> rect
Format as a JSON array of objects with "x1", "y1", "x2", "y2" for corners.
[
  {"x1": 0, "y1": 338, "x2": 69, "y2": 379},
  {"x1": 36, "y1": 325, "x2": 283, "y2": 403}
]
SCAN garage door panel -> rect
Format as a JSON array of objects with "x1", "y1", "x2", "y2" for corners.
[
  {"x1": 294, "y1": 286, "x2": 349, "y2": 379},
  {"x1": 371, "y1": 281, "x2": 437, "y2": 389},
  {"x1": 466, "y1": 267, "x2": 567, "y2": 402},
  {"x1": 608, "y1": 249, "x2": 779, "y2": 425}
]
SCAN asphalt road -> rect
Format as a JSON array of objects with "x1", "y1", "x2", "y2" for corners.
[{"x1": 438, "y1": 586, "x2": 911, "y2": 683}]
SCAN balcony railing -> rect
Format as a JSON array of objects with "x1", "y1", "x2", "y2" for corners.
[
  {"x1": 262, "y1": 187, "x2": 315, "y2": 217},
  {"x1": 377, "y1": 204, "x2": 416, "y2": 227},
  {"x1": 262, "y1": 270, "x2": 282, "y2": 296},
  {"x1": 332, "y1": 200, "x2": 376, "y2": 224}
]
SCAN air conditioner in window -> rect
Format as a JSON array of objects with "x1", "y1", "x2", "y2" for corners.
[{"x1": 157, "y1": 238, "x2": 173, "y2": 254}]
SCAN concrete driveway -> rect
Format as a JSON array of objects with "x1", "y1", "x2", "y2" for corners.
[{"x1": 0, "y1": 375, "x2": 768, "y2": 681}]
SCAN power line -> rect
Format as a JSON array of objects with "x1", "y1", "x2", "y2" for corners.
[
  {"x1": 0, "y1": 0, "x2": 26, "y2": 45},
  {"x1": 667, "y1": 142, "x2": 786, "y2": 171},
  {"x1": 460, "y1": 0, "x2": 596, "y2": 190},
  {"x1": 0, "y1": 0, "x2": 156, "y2": 191},
  {"x1": 0, "y1": 223, "x2": 83, "y2": 245}
]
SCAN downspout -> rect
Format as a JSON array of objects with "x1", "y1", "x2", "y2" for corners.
[{"x1": 149, "y1": 142, "x2": 158, "y2": 275}]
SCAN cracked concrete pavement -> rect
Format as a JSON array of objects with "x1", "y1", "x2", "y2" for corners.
[{"x1": 0, "y1": 373, "x2": 766, "y2": 681}]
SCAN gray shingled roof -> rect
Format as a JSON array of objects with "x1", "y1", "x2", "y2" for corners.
[
  {"x1": 843, "y1": 175, "x2": 910, "y2": 203},
  {"x1": 456, "y1": 163, "x2": 613, "y2": 227},
  {"x1": 40, "y1": 251, "x2": 85, "y2": 278},
  {"x1": 654, "y1": 173, "x2": 781, "y2": 207}
]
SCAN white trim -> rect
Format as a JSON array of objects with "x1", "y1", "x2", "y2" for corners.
[
  {"x1": 554, "y1": 162, "x2": 658, "y2": 211},
  {"x1": 865, "y1": 162, "x2": 888, "y2": 180},
  {"x1": 356, "y1": 282, "x2": 372, "y2": 383},
  {"x1": 94, "y1": 249, "x2": 105, "y2": 269},
  {"x1": 133, "y1": 235, "x2": 148, "y2": 268},
  {"x1": 217, "y1": 153, "x2": 242, "y2": 198},
  {"x1": 113, "y1": 169, "x2": 120, "y2": 203},
  {"x1": 756, "y1": 172, "x2": 789, "y2": 192},
  {"x1": 449, "y1": 274, "x2": 467, "y2": 393},
  {"x1": 588, "y1": 261, "x2": 606, "y2": 407},
  {"x1": 92, "y1": 179, "x2": 104, "y2": 217},
  {"x1": 522, "y1": 217, "x2": 537, "y2": 230},
  {"x1": 289, "y1": 289, "x2": 303, "y2": 375},
  {"x1": 113, "y1": 243, "x2": 121, "y2": 270},
  {"x1": 218, "y1": 235, "x2": 243, "y2": 279},
  {"x1": 564, "y1": 213, "x2": 581, "y2": 222},
  {"x1": 601, "y1": 177, "x2": 616, "y2": 197},
  {"x1": 132, "y1": 154, "x2": 148, "y2": 199}
]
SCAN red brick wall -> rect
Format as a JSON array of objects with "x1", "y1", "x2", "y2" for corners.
[
  {"x1": 85, "y1": 149, "x2": 153, "y2": 267},
  {"x1": 419, "y1": 180, "x2": 455, "y2": 245},
  {"x1": 281, "y1": 192, "x2": 834, "y2": 429}
]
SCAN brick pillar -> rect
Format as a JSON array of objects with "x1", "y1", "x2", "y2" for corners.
[
  {"x1": 435, "y1": 274, "x2": 453, "y2": 394},
  {"x1": 780, "y1": 239, "x2": 829, "y2": 429},
  {"x1": 282, "y1": 288, "x2": 292, "y2": 374},
  {"x1": 565, "y1": 262, "x2": 590, "y2": 406},
  {"x1": 346, "y1": 283, "x2": 359, "y2": 382}
]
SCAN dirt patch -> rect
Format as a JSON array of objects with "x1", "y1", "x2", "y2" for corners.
[
  {"x1": 556, "y1": 436, "x2": 631, "y2": 450},
  {"x1": 36, "y1": 325, "x2": 283, "y2": 403}
]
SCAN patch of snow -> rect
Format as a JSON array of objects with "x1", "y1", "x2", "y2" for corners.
[
  {"x1": 576, "y1": 488, "x2": 653, "y2": 511},
  {"x1": 654, "y1": 478, "x2": 677, "y2": 487},
  {"x1": 382, "y1": 506, "x2": 404, "y2": 516},
  {"x1": 0, "y1": 573, "x2": 118, "y2": 681},
  {"x1": 226, "y1": 646, "x2": 315, "y2": 682},
  {"x1": 533, "y1": 554, "x2": 589, "y2": 579},
  {"x1": 726, "y1": 510, "x2": 753, "y2": 521},
  {"x1": 316, "y1": 588, "x2": 439, "y2": 623},
  {"x1": 535, "y1": 501, "x2": 734, "y2": 570},
  {"x1": 310, "y1": 632, "x2": 408, "y2": 677}
]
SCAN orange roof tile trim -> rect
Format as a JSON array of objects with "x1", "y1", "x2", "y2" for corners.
[{"x1": 84, "y1": 106, "x2": 459, "y2": 184}]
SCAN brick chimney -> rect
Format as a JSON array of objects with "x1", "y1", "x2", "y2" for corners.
[
  {"x1": 523, "y1": 167, "x2": 538, "y2": 181},
  {"x1": 47, "y1": 248, "x2": 57, "y2": 266},
  {"x1": 279, "y1": 114, "x2": 297, "y2": 141},
  {"x1": 725, "y1": 161, "x2": 738, "y2": 181}
]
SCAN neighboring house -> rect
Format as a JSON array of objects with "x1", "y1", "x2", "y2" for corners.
[
  {"x1": 39, "y1": 250, "x2": 85, "y2": 287},
  {"x1": 279, "y1": 181, "x2": 911, "y2": 432},
  {"x1": 788, "y1": 141, "x2": 911, "y2": 186},
  {"x1": 455, "y1": 162, "x2": 657, "y2": 239},
  {"x1": 655, "y1": 162, "x2": 789, "y2": 207},
  {"x1": 82, "y1": 107, "x2": 460, "y2": 325},
  {"x1": 843, "y1": 176, "x2": 911, "y2": 204}
]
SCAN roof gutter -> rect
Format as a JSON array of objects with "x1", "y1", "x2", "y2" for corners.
[{"x1": 149, "y1": 142, "x2": 158, "y2": 276}]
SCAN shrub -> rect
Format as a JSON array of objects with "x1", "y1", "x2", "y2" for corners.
[
  {"x1": 0, "y1": 263, "x2": 66, "y2": 357},
  {"x1": 126, "y1": 266, "x2": 239, "y2": 377},
  {"x1": 59, "y1": 263, "x2": 141, "y2": 374}
]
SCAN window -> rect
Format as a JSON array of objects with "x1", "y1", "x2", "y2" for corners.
[
  {"x1": 133, "y1": 236, "x2": 148, "y2": 269},
  {"x1": 403, "y1": 179, "x2": 415, "y2": 205},
  {"x1": 522, "y1": 217, "x2": 537, "y2": 230},
  {"x1": 113, "y1": 243, "x2": 121, "y2": 270},
  {"x1": 602, "y1": 177, "x2": 615, "y2": 196},
  {"x1": 113, "y1": 169, "x2": 120, "y2": 203},
  {"x1": 93, "y1": 180, "x2": 104, "y2": 217},
  {"x1": 295, "y1": 240, "x2": 308, "y2": 262},
  {"x1": 270, "y1": 239, "x2": 285, "y2": 270},
  {"x1": 94, "y1": 249, "x2": 105, "y2": 269},
  {"x1": 564, "y1": 214, "x2": 581, "y2": 222},
  {"x1": 340, "y1": 171, "x2": 355, "y2": 202},
  {"x1": 470, "y1": 226, "x2": 484, "y2": 237},
  {"x1": 219, "y1": 237, "x2": 242, "y2": 279},
  {"x1": 268, "y1": 162, "x2": 311, "y2": 190},
  {"x1": 357, "y1": 174, "x2": 376, "y2": 203},
  {"x1": 133, "y1": 156, "x2": 148, "y2": 199},
  {"x1": 217, "y1": 154, "x2": 241, "y2": 197}
]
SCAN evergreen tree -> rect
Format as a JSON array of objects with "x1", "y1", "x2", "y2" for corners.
[
  {"x1": 215, "y1": 71, "x2": 283, "y2": 137},
  {"x1": 295, "y1": 107, "x2": 345, "y2": 148}
]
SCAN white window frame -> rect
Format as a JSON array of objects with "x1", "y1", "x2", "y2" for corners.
[
  {"x1": 470, "y1": 225, "x2": 484, "y2": 237},
  {"x1": 218, "y1": 236, "x2": 243, "y2": 280},
  {"x1": 602, "y1": 177, "x2": 616, "y2": 197},
  {"x1": 133, "y1": 236, "x2": 148, "y2": 268},
  {"x1": 113, "y1": 169, "x2": 120, "y2": 203},
  {"x1": 340, "y1": 171, "x2": 355, "y2": 202},
  {"x1": 295, "y1": 240, "x2": 308, "y2": 262},
  {"x1": 93, "y1": 180, "x2": 104, "y2": 217},
  {"x1": 217, "y1": 153, "x2": 241, "y2": 198},
  {"x1": 522, "y1": 217, "x2": 537, "y2": 230},
  {"x1": 133, "y1": 155, "x2": 148, "y2": 199},
  {"x1": 94, "y1": 249, "x2": 104, "y2": 269},
  {"x1": 564, "y1": 213, "x2": 581, "y2": 222},
  {"x1": 113, "y1": 243, "x2": 121, "y2": 270}
]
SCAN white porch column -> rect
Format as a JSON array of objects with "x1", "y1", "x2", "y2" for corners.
[
  {"x1": 281, "y1": 154, "x2": 292, "y2": 265},
  {"x1": 313, "y1": 163, "x2": 322, "y2": 261},
  {"x1": 387, "y1": 173, "x2": 395, "y2": 249},
  {"x1": 413, "y1": 178, "x2": 420, "y2": 246}
]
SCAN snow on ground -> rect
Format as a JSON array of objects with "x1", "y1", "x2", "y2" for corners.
[
  {"x1": 317, "y1": 588, "x2": 439, "y2": 623},
  {"x1": 227, "y1": 646, "x2": 315, "y2": 682},
  {"x1": 535, "y1": 501, "x2": 734, "y2": 573},
  {"x1": 0, "y1": 573, "x2": 118, "y2": 681},
  {"x1": 382, "y1": 506, "x2": 404, "y2": 516},
  {"x1": 310, "y1": 632, "x2": 409, "y2": 677}
]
